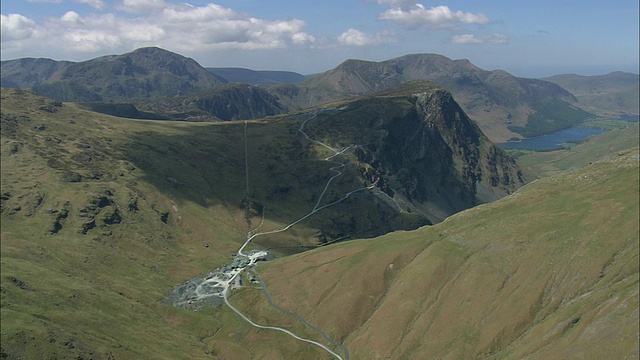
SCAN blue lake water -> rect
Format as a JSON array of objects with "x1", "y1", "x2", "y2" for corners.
[{"x1": 497, "y1": 126, "x2": 608, "y2": 151}]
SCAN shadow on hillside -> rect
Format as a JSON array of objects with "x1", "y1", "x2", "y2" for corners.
[{"x1": 119, "y1": 119, "x2": 426, "y2": 249}]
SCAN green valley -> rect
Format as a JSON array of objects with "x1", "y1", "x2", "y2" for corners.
[{"x1": 1, "y1": 47, "x2": 638, "y2": 360}]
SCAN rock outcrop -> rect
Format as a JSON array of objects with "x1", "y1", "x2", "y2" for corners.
[{"x1": 309, "y1": 81, "x2": 525, "y2": 223}]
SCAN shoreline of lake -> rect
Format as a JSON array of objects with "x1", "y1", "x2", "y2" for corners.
[{"x1": 498, "y1": 126, "x2": 608, "y2": 151}]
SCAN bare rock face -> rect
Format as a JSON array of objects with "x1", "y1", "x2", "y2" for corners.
[
  {"x1": 47, "y1": 203, "x2": 70, "y2": 234},
  {"x1": 77, "y1": 191, "x2": 122, "y2": 234}
]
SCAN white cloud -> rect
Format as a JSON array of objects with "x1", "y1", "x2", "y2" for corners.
[
  {"x1": 451, "y1": 34, "x2": 482, "y2": 44},
  {"x1": 44, "y1": 12, "x2": 163, "y2": 52},
  {"x1": 122, "y1": 22, "x2": 166, "y2": 42},
  {"x1": 75, "y1": 0, "x2": 106, "y2": 10},
  {"x1": 63, "y1": 29, "x2": 121, "y2": 52},
  {"x1": 160, "y1": 3, "x2": 237, "y2": 21},
  {"x1": 379, "y1": 4, "x2": 490, "y2": 29},
  {"x1": 1, "y1": 13, "x2": 39, "y2": 41},
  {"x1": 1, "y1": 2, "x2": 316, "y2": 58},
  {"x1": 488, "y1": 33, "x2": 508, "y2": 44},
  {"x1": 157, "y1": 5, "x2": 308, "y2": 50},
  {"x1": 337, "y1": 28, "x2": 397, "y2": 46},
  {"x1": 452, "y1": 33, "x2": 507, "y2": 44},
  {"x1": 291, "y1": 32, "x2": 316, "y2": 45},
  {"x1": 61, "y1": 11, "x2": 84, "y2": 24}
]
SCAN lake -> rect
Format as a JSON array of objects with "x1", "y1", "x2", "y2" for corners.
[{"x1": 497, "y1": 126, "x2": 608, "y2": 151}]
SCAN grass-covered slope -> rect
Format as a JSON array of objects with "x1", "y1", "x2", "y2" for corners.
[
  {"x1": 1, "y1": 85, "x2": 521, "y2": 358},
  {"x1": 301, "y1": 81, "x2": 525, "y2": 223},
  {"x1": 0, "y1": 88, "x2": 394, "y2": 359},
  {"x1": 1, "y1": 87, "x2": 635, "y2": 359},
  {"x1": 0, "y1": 89, "x2": 254, "y2": 359},
  {"x1": 251, "y1": 148, "x2": 639, "y2": 359},
  {"x1": 0, "y1": 87, "x2": 426, "y2": 260}
]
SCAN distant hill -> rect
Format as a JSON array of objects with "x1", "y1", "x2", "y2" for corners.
[
  {"x1": 0, "y1": 47, "x2": 227, "y2": 102},
  {"x1": 131, "y1": 83, "x2": 287, "y2": 121},
  {"x1": 290, "y1": 54, "x2": 592, "y2": 141},
  {"x1": 0, "y1": 58, "x2": 73, "y2": 88},
  {"x1": 543, "y1": 72, "x2": 640, "y2": 117},
  {"x1": 207, "y1": 67, "x2": 306, "y2": 85}
]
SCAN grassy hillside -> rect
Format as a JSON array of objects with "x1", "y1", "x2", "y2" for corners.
[
  {"x1": 1, "y1": 88, "x2": 394, "y2": 359},
  {"x1": 1, "y1": 86, "x2": 636, "y2": 359},
  {"x1": 2, "y1": 85, "x2": 521, "y2": 358},
  {"x1": 291, "y1": 81, "x2": 525, "y2": 223},
  {"x1": 247, "y1": 147, "x2": 639, "y2": 359},
  {"x1": 507, "y1": 98, "x2": 592, "y2": 138},
  {"x1": 0, "y1": 89, "x2": 253, "y2": 359},
  {"x1": 0, "y1": 87, "x2": 428, "y2": 257}
]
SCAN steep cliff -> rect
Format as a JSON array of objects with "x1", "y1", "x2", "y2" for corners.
[{"x1": 306, "y1": 81, "x2": 524, "y2": 223}]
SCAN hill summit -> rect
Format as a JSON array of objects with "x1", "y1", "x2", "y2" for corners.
[{"x1": 1, "y1": 47, "x2": 227, "y2": 102}]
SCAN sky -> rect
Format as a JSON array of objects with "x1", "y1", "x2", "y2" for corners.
[{"x1": 1, "y1": 0, "x2": 638, "y2": 77}]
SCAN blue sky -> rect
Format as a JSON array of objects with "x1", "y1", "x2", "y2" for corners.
[{"x1": 1, "y1": 0, "x2": 638, "y2": 77}]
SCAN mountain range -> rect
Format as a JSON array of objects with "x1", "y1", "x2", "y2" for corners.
[
  {"x1": 2, "y1": 47, "x2": 638, "y2": 142},
  {"x1": 291, "y1": 54, "x2": 592, "y2": 140},
  {"x1": 0, "y1": 47, "x2": 228, "y2": 102}
]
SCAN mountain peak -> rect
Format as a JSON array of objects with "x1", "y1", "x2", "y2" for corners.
[
  {"x1": 124, "y1": 46, "x2": 191, "y2": 60},
  {"x1": 338, "y1": 58, "x2": 378, "y2": 67},
  {"x1": 1, "y1": 47, "x2": 227, "y2": 102},
  {"x1": 129, "y1": 46, "x2": 169, "y2": 53}
]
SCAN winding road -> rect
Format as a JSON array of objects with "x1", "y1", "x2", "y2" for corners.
[
  {"x1": 172, "y1": 110, "x2": 372, "y2": 359},
  {"x1": 232, "y1": 111, "x2": 372, "y2": 359}
]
